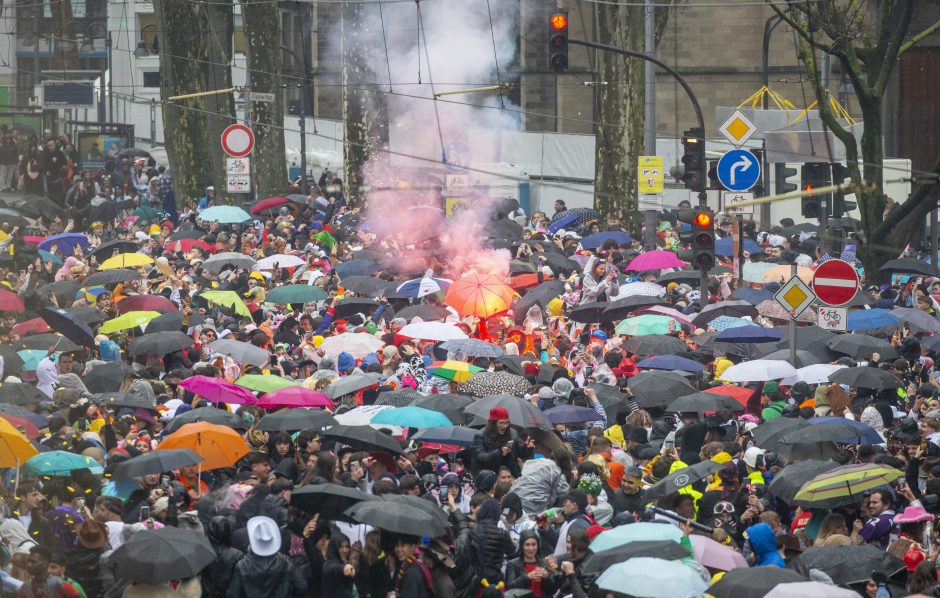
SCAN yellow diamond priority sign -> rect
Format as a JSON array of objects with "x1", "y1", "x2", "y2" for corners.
[
  {"x1": 718, "y1": 110, "x2": 758, "y2": 147},
  {"x1": 774, "y1": 275, "x2": 816, "y2": 318}
]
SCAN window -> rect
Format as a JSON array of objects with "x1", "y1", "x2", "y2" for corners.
[
  {"x1": 142, "y1": 71, "x2": 160, "y2": 88},
  {"x1": 138, "y1": 13, "x2": 159, "y2": 55}
]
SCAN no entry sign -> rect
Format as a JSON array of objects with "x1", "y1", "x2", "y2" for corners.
[
  {"x1": 813, "y1": 259, "x2": 859, "y2": 306},
  {"x1": 221, "y1": 124, "x2": 255, "y2": 158}
]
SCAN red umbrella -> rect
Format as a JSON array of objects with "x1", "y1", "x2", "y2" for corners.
[
  {"x1": 22, "y1": 236, "x2": 44, "y2": 246},
  {"x1": 11, "y1": 318, "x2": 50, "y2": 336},
  {"x1": 0, "y1": 289, "x2": 24, "y2": 312},
  {"x1": 116, "y1": 295, "x2": 179, "y2": 314},
  {"x1": 510, "y1": 273, "x2": 541, "y2": 290},
  {"x1": 0, "y1": 414, "x2": 40, "y2": 439},
  {"x1": 250, "y1": 196, "x2": 289, "y2": 215},
  {"x1": 703, "y1": 385, "x2": 755, "y2": 406},
  {"x1": 255, "y1": 387, "x2": 335, "y2": 409},
  {"x1": 169, "y1": 238, "x2": 211, "y2": 253}
]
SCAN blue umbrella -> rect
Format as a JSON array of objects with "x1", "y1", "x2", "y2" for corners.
[
  {"x1": 198, "y1": 205, "x2": 251, "y2": 224},
  {"x1": 37, "y1": 250, "x2": 63, "y2": 265},
  {"x1": 715, "y1": 324, "x2": 783, "y2": 344},
  {"x1": 807, "y1": 416, "x2": 883, "y2": 445},
  {"x1": 731, "y1": 287, "x2": 773, "y2": 305},
  {"x1": 548, "y1": 212, "x2": 579, "y2": 234},
  {"x1": 596, "y1": 557, "x2": 707, "y2": 598},
  {"x1": 715, "y1": 236, "x2": 762, "y2": 257},
  {"x1": 708, "y1": 315, "x2": 752, "y2": 332},
  {"x1": 334, "y1": 260, "x2": 379, "y2": 278},
  {"x1": 24, "y1": 450, "x2": 104, "y2": 476},
  {"x1": 37, "y1": 233, "x2": 89, "y2": 257},
  {"x1": 370, "y1": 406, "x2": 453, "y2": 428},
  {"x1": 636, "y1": 355, "x2": 703, "y2": 373},
  {"x1": 38, "y1": 307, "x2": 95, "y2": 347},
  {"x1": 580, "y1": 231, "x2": 632, "y2": 250},
  {"x1": 15, "y1": 350, "x2": 46, "y2": 372},
  {"x1": 395, "y1": 275, "x2": 451, "y2": 299},
  {"x1": 545, "y1": 405, "x2": 601, "y2": 425},
  {"x1": 846, "y1": 308, "x2": 900, "y2": 331}
]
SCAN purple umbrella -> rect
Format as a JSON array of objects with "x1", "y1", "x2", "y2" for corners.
[
  {"x1": 178, "y1": 375, "x2": 256, "y2": 405},
  {"x1": 38, "y1": 233, "x2": 90, "y2": 257}
]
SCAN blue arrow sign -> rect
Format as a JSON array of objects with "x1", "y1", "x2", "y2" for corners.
[{"x1": 717, "y1": 149, "x2": 761, "y2": 192}]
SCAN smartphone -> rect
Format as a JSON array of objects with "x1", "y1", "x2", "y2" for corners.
[
  {"x1": 161, "y1": 475, "x2": 170, "y2": 489},
  {"x1": 662, "y1": 439, "x2": 675, "y2": 452},
  {"x1": 75, "y1": 497, "x2": 85, "y2": 509},
  {"x1": 140, "y1": 506, "x2": 151, "y2": 521}
]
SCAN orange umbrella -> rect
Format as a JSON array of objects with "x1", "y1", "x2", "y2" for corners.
[
  {"x1": 445, "y1": 272, "x2": 517, "y2": 318},
  {"x1": 157, "y1": 422, "x2": 250, "y2": 471},
  {"x1": 510, "y1": 273, "x2": 541, "y2": 290}
]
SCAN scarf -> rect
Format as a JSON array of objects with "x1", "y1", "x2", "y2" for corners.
[{"x1": 395, "y1": 550, "x2": 432, "y2": 594}]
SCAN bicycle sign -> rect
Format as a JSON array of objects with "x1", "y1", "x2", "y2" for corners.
[{"x1": 818, "y1": 306, "x2": 847, "y2": 331}]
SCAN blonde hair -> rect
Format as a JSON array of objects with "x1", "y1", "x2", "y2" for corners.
[{"x1": 627, "y1": 410, "x2": 652, "y2": 429}]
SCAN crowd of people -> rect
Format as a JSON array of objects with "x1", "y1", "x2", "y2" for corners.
[{"x1": 0, "y1": 134, "x2": 939, "y2": 597}]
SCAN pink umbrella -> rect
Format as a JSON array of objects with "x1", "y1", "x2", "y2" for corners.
[
  {"x1": 22, "y1": 236, "x2": 44, "y2": 246},
  {"x1": 256, "y1": 386, "x2": 335, "y2": 409},
  {"x1": 690, "y1": 534, "x2": 749, "y2": 571},
  {"x1": 625, "y1": 250, "x2": 685, "y2": 271},
  {"x1": 635, "y1": 305, "x2": 694, "y2": 327},
  {"x1": 178, "y1": 375, "x2": 257, "y2": 405}
]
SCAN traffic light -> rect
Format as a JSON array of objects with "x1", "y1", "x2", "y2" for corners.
[
  {"x1": 801, "y1": 162, "x2": 832, "y2": 219},
  {"x1": 831, "y1": 163, "x2": 856, "y2": 218},
  {"x1": 707, "y1": 159, "x2": 726, "y2": 191},
  {"x1": 548, "y1": 13, "x2": 569, "y2": 73},
  {"x1": 680, "y1": 128, "x2": 705, "y2": 193},
  {"x1": 774, "y1": 163, "x2": 798, "y2": 195},
  {"x1": 677, "y1": 209, "x2": 716, "y2": 271}
]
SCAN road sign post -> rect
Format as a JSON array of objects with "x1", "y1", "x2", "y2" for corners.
[
  {"x1": 774, "y1": 266, "x2": 817, "y2": 366},
  {"x1": 812, "y1": 259, "x2": 859, "y2": 306},
  {"x1": 221, "y1": 124, "x2": 254, "y2": 202},
  {"x1": 717, "y1": 149, "x2": 761, "y2": 192}
]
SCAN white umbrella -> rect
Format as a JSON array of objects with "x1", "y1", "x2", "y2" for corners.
[
  {"x1": 398, "y1": 321, "x2": 468, "y2": 342},
  {"x1": 320, "y1": 332, "x2": 385, "y2": 359},
  {"x1": 781, "y1": 364, "x2": 848, "y2": 386},
  {"x1": 764, "y1": 582, "x2": 858, "y2": 598},
  {"x1": 256, "y1": 254, "x2": 305, "y2": 270},
  {"x1": 743, "y1": 262, "x2": 775, "y2": 284},
  {"x1": 208, "y1": 339, "x2": 269, "y2": 366},
  {"x1": 202, "y1": 252, "x2": 257, "y2": 273},
  {"x1": 613, "y1": 281, "x2": 666, "y2": 299},
  {"x1": 720, "y1": 359, "x2": 797, "y2": 382},
  {"x1": 332, "y1": 405, "x2": 404, "y2": 435}
]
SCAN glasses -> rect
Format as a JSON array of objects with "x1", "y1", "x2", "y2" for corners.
[{"x1": 713, "y1": 501, "x2": 735, "y2": 515}]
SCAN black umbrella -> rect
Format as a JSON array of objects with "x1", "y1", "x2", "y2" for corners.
[
  {"x1": 658, "y1": 270, "x2": 701, "y2": 285},
  {"x1": 0, "y1": 383, "x2": 46, "y2": 406},
  {"x1": 760, "y1": 349, "x2": 821, "y2": 367},
  {"x1": 324, "y1": 373, "x2": 382, "y2": 399},
  {"x1": 752, "y1": 417, "x2": 810, "y2": 448},
  {"x1": 826, "y1": 334, "x2": 898, "y2": 360},
  {"x1": 208, "y1": 339, "x2": 269, "y2": 366},
  {"x1": 18, "y1": 333, "x2": 81, "y2": 352},
  {"x1": 168, "y1": 229, "x2": 205, "y2": 241},
  {"x1": 628, "y1": 371, "x2": 697, "y2": 409},
  {"x1": 829, "y1": 366, "x2": 901, "y2": 390},
  {"x1": 767, "y1": 460, "x2": 838, "y2": 504},
  {"x1": 292, "y1": 483, "x2": 379, "y2": 521},
  {"x1": 113, "y1": 527, "x2": 215, "y2": 584},
  {"x1": 666, "y1": 392, "x2": 743, "y2": 414},
  {"x1": 778, "y1": 422, "x2": 867, "y2": 445},
  {"x1": 586, "y1": 383, "x2": 632, "y2": 421},
  {"x1": 113, "y1": 449, "x2": 203, "y2": 481},
  {"x1": 128, "y1": 331, "x2": 194, "y2": 356},
  {"x1": 90, "y1": 239, "x2": 139, "y2": 262},
  {"x1": 374, "y1": 388, "x2": 422, "y2": 408},
  {"x1": 569, "y1": 301, "x2": 614, "y2": 324},
  {"x1": 464, "y1": 395, "x2": 551, "y2": 429},
  {"x1": 257, "y1": 408, "x2": 337, "y2": 432},
  {"x1": 116, "y1": 147, "x2": 152, "y2": 160},
  {"x1": 340, "y1": 276, "x2": 393, "y2": 297},
  {"x1": 602, "y1": 295, "x2": 668, "y2": 320},
  {"x1": 411, "y1": 426, "x2": 481, "y2": 446},
  {"x1": 83, "y1": 362, "x2": 131, "y2": 393},
  {"x1": 16, "y1": 196, "x2": 64, "y2": 220},
  {"x1": 891, "y1": 307, "x2": 940, "y2": 334},
  {"x1": 162, "y1": 407, "x2": 248, "y2": 434},
  {"x1": 322, "y1": 424, "x2": 404, "y2": 455},
  {"x1": 37, "y1": 307, "x2": 95, "y2": 347},
  {"x1": 509, "y1": 260, "x2": 536, "y2": 274},
  {"x1": 582, "y1": 541, "x2": 690, "y2": 574},
  {"x1": 334, "y1": 297, "x2": 379, "y2": 318},
  {"x1": 483, "y1": 219, "x2": 524, "y2": 241},
  {"x1": 791, "y1": 545, "x2": 905, "y2": 585},
  {"x1": 92, "y1": 391, "x2": 155, "y2": 410},
  {"x1": 412, "y1": 394, "x2": 473, "y2": 423},
  {"x1": 880, "y1": 258, "x2": 938, "y2": 277},
  {"x1": 344, "y1": 495, "x2": 448, "y2": 536},
  {"x1": 145, "y1": 311, "x2": 186, "y2": 333},
  {"x1": 64, "y1": 306, "x2": 108, "y2": 327},
  {"x1": 707, "y1": 567, "x2": 807, "y2": 598},
  {"x1": 38, "y1": 281, "x2": 81, "y2": 306},
  {"x1": 624, "y1": 335, "x2": 688, "y2": 356},
  {"x1": 512, "y1": 280, "x2": 566, "y2": 321},
  {"x1": 0, "y1": 346, "x2": 24, "y2": 375},
  {"x1": 82, "y1": 269, "x2": 142, "y2": 288},
  {"x1": 202, "y1": 252, "x2": 256, "y2": 274},
  {"x1": 692, "y1": 300, "x2": 759, "y2": 327},
  {"x1": 394, "y1": 304, "x2": 450, "y2": 322},
  {"x1": 642, "y1": 460, "x2": 724, "y2": 503}
]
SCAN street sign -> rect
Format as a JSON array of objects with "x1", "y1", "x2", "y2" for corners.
[
  {"x1": 638, "y1": 155, "x2": 664, "y2": 211},
  {"x1": 226, "y1": 157, "x2": 250, "y2": 175},
  {"x1": 226, "y1": 174, "x2": 251, "y2": 194},
  {"x1": 221, "y1": 123, "x2": 255, "y2": 158},
  {"x1": 445, "y1": 173, "x2": 469, "y2": 189},
  {"x1": 721, "y1": 191, "x2": 754, "y2": 215},
  {"x1": 718, "y1": 109, "x2": 758, "y2": 146},
  {"x1": 774, "y1": 275, "x2": 816, "y2": 318},
  {"x1": 818, "y1": 306, "x2": 847, "y2": 331},
  {"x1": 812, "y1": 259, "x2": 859, "y2": 306},
  {"x1": 443, "y1": 140, "x2": 471, "y2": 173},
  {"x1": 717, "y1": 149, "x2": 760, "y2": 192},
  {"x1": 248, "y1": 92, "x2": 275, "y2": 103}
]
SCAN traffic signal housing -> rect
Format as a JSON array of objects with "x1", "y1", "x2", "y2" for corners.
[
  {"x1": 680, "y1": 128, "x2": 705, "y2": 193},
  {"x1": 548, "y1": 13, "x2": 569, "y2": 73},
  {"x1": 677, "y1": 208, "x2": 716, "y2": 271},
  {"x1": 774, "y1": 163, "x2": 798, "y2": 195},
  {"x1": 831, "y1": 163, "x2": 856, "y2": 218},
  {"x1": 801, "y1": 162, "x2": 832, "y2": 219}
]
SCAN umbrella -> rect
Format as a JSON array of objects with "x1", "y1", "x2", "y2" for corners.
[
  {"x1": 113, "y1": 449, "x2": 203, "y2": 481},
  {"x1": 412, "y1": 426, "x2": 481, "y2": 446},
  {"x1": 768, "y1": 460, "x2": 840, "y2": 504},
  {"x1": 707, "y1": 567, "x2": 808, "y2": 598},
  {"x1": 255, "y1": 387, "x2": 334, "y2": 409},
  {"x1": 412, "y1": 394, "x2": 473, "y2": 423},
  {"x1": 0, "y1": 347, "x2": 25, "y2": 374},
  {"x1": 826, "y1": 333, "x2": 898, "y2": 360},
  {"x1": 37, "y1": 307, "x2": 95, "y2": 347},
  {"x1": 334, "y1": 405, "x2": 394, "y2": 427},
  {"x1": 168, "y1": 229, "x2": 205, "y2": 241},
  {"x1": 395, "y1": 274, "x2": 451, "y2": 299},
  {"x1": 464, "y1": 395, "x2": 550, "y2": 429},
  {"x1": 793, "y1": 462, "x2": 903, "y2": 506},
  {"x1": 880, "y1": 257, "x2": 938, "y2": 276},
  {"x1": 177, "y1": 375, "x2": 257, "y2": 405},
  {"x1": 615, "y1": 281, "x2": 666, "y2": 298},
  {"x1": 249, "y1": 196, "x2": 289, "y2": 214},
  {"x1": 828, "y1": 366, "x2": 901, "y2": 390},
  {"x1": 257, "y1": 408, "x2": 337, "y2": 432},
  {"x1": 322, "y1": 424, "x2": 404, "y2": 455},
  {"x1": 658, "y1": 270, "x2": 701, "y2": 285},
  {"x1": 320, "y1": 332, "x2": 385, "y2": 360},
  {"x1": 569, "y1": 301, "x2": 615, "y2": 324},
  {"x1": 115, "y1": 295, "x2": 178, "y2": 314},
  {"x1": 329, "y1": 298, "x2": 378, "y2": 320},
  {"x1": 890, "y1": 307, "x2": 940, "y2": 334},
  {"x1": 202, "y1": 252, "x2": 257, "y2": 273},
  {"x1": 757, "y1": 299, "x2": 818, "y2": 322},
  {"x1": 18, "y1": 333, "x2": 81, "y2": 352},
  {"x1": 780, "y1": 420, "x2": 876, "y2": 446},
  {"x1": 689, "y1": 534, "x2": 749, "y2": 571},
  {"x1": 198, "y1": 205, "x2": 251, "y2": 224},
  {"x1": 199, "y1": 290, "x2": 251, "y2": 317},
  {"x1": 781, "y1": 363, "x2": 847, "y2": 385},
  {"x1": 445, "y1": 272, "x2": 516, "y2": 318},
  {"x1": 702, "y1": 385, "x2": 756, "y2": 407},
  {"x1": 0, "y1": 404, "x2": 47, "y2": 429},
  {"x1": 345, "y1": 495, "x2": 448, "y2": 536},
  {"x1": 602, "y1": 295, "x2": 668, "y2": 320},
  {"x1": 642, "y1": 460, "x2": 724, "y2": 503},
  {"x1": 715, "y1": 236, "x2": 762, "y2": 257},
  {"x1": 628, "y1": 371, "x2": 697, "y2": 408},
  {"x1": 589, "y1": 522, "x2": 682, "y2": 553},
  {"x1": 730, "y1": 287, "x2": 774, "y2": 305},
  {"x1": 693, "y1": 300, "x2": 759, "y2": 327},
  {"x1": 458, "y1": 371, "x2": 530, "y2": 397},
  {"x1": 91, "y1": 391, "x2": 155, "y2": 410},
  {"x1": 162, "y1": 407, "x2": 248, "y2": 434},
  {"x1": 636, "y1": 355, "x2": 703, "y2": 373},
  {"x1": 616, "y1": 315, "x2": 683, "y2": 336},
  {"x1": 128, "y1": 331, "x2": 193, "y2": 356},
  {"x1": 595, "y1": 557, "x2": 707, "y2": 598},
  {"x1": 208, "y1": 339, "x2": 269, "y2": 366},
  {"x1": 264, "y1": 285, "x2": 328, "y2": 304},
  {"x1": 0, "y1": 417, "x2": 38, "y2": 468},
  {"x1": 533, "y1": 252, "x2": 580, "y2": 274},
  {"x1": 338, "y1": 276, "x2": 391, "y2": 297},
  {"x1": 256, "y1": 254, "x2": 305, "y2": 270},
  {"x1": 324, "y1": 373, "x2": 382, "y2": 399},
  {"x1": 715, "y1": 325, "x2": 782, "y2": 344},
  {"x1": 37, "y1": 281, "x2": 80, "y2": 306},
  {"x1": 666, "y1": 392, "x2": 743, "y2": 413},
  {"x1": 759, "y1": 349, "x2": 822, "y2": 368},
  {"x1": 24, "y1": 450, "x2": 104, "y2": 476},
  {"x1": 374, "y1": 388, "x2": 424, "y2": 408},
  {"x1": 62, "y1": 306, "x2": 107, "y2": 327},
  {"x1": 624, "y1": 335, "x2": 688, "y2": 356},
  {"x1": 0, "y1": 382, "x2": 47, "y2": 406},
  {"x1": 789, "y1": 545, "x2": 905, "y2": 586},
  {"x1": 113, "y1": 527, "x2": 216, "y2": 585},
  {"x1": 84, "y1": 362, "x2": 131, "y2": 393},
  {"x1": 98, "y1": 252, "x2": 153, "y2": 270},
  {"x1": 720, "y1": 359, "x2": 797, "y2": 382},
  {"x1": 291, "y1": 483, "x2": 379, "y2": 520},
  {"x1": 512, "y1": 281, "x2": 565, "y2": 321},
  {"x1": 398, "y1": 322, "x2": 468, "y2": 342},
  {"x1": 706, "y1": 316, "x2": 752, "y2": 333},
  {"x1": 762, "y1": 264, "x2": 814, "y2": 284},
  {"x1": 158, "y1": 422, "x2": 250, "y2": 470},
  {"x1": 99, "y1": 311, "x2": 161, "y2": 334},
  {"x1": 235, "y1": 374, "x2": 299, "y2": 393},
  {"x1": 582, "y1": 541, "x2": 689, "y2": 574},
  {"x1": 37, "y1": 233, "x2": 89, "y2": 257},
  {"x1": 333, "y1": 260, "x2": 379, "y2": 278},
  {"x1": 625, "y1": 250, "x2": 685, "y2": 271},
  {"x1": 145, "y1": 311, "x2": 187, "y2": 333},
  {"x1": 763, "y1": 582, "x2": 860, "y2": 598},
  {"x1": 544, "y1": 405, "x2": 602, "y2": 425},
  {"x1": 427, "y1": 360, "x2": 483, "y2": 383},
  {"x1": 169, "y1": 238, "x2": 212, "y2": 253},
  {"x1": 845, "y1": 308, "x2": 900, "y2": 331},
  {"x1": 579, "y1": 231, "x2": 632, "y2": 250},
  {"x1": 371, "y1": 406, "x2": 453, "y2": 428}
]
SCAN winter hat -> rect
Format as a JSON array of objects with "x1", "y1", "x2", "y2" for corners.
[
  {"x1": 475, "y1": 469, "x2": 497, "y2": 494},
  {"x1": 537, "y1": 387, "x2": 555, "y2": 402},
  {"x1": 501, "y1": 492, "x2": 523, "y2": 518},
  {"x1": 763, "y1": 381, "x2": 781, "y2": 395},
  {"x1": 488, "y1": 407, "x2": 509, "y2": 421}
]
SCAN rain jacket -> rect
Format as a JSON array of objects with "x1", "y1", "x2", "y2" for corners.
[
  {"x1": 579, "y1": 256, "x2": 619, "y2": 304},
  {"x1": 505, "y1": 528, "x2": 559, "y2": 596},
  {"x1": 201, "y1": 516, "x2": 244, "y2": 598},
  {"x1": 745, "y1": 522, "x2": 784, "y2": 567},
  {"x1": 508, "y1": 457, "x2": 571, "y2": 515},
  {"x1": 229, "y1": 551, "x2": 307, "y2": 598},
  {"x1": 321, "y1": 533, "x2": 356, "y2": 598}
]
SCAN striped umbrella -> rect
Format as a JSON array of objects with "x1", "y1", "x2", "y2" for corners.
[
  {"x1": 427, "y1": 360, "x2": 483, "y2": 383},
  {"x1": 792, "y1": 462, "x2": 902, "y2": 506}
]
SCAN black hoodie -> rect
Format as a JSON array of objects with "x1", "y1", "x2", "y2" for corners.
[
  {"x1": 321, "y1": 531, "x2": 356, "y2": 598},
  {"x1": 505, "y1": 528, "x2": 559, "y2": 595}
]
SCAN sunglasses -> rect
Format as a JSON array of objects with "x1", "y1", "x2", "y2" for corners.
[{"x1": 714, "y1": 501, "x2": 735, "y2": 515}]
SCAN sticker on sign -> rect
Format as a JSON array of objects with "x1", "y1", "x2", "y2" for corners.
[
  {"x1": 818, "y1": 306, "x2": 847, "y2": 331},
  {"x1": 226, "y1": 174, "x2": 251, "y2": 193},
  {"x1": 721, "y1": 191, "x2": 754, "y2": 215}
]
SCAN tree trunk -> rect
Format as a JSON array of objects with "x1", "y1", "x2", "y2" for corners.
[
  {"x1": 199, "y1": 0, "x2": 236, "y2": 204},
  {"x1": 593, "y1": 3, "x2": 644, "y2": 235},
  {"x1": 154, "y1": 0, "x2": 212, "y2": 208},
  {"x1": 240, "y1": 0, "x2": 286, "y2": 199},
  {"x1": 49, "y1": 0, "x2": 77, "y2": 71}
]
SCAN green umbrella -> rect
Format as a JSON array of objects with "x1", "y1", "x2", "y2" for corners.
[
  {"x1": 312, "y1": 231, "x2": 336, "y2": 252},
  {"x1": 200, "y1": 291, "x2": 251, "y2": 317},
  {"x1": 99, "y1": 311, "x2": 161, "y2": 334},
  {"x1": 235, "y1": 374, "x2": 299, "y2": 393},
  {"x1": 615, "y1": 315, "x2": 681, "y2": 336},
  {"x1": 265, "y1": 285, "x2": 329, "y2": 304},
  {"x1": 24, "y1": 450, "x2": 104, "y2": 476}
]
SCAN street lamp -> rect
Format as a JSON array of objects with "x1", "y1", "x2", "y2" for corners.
[{"x1": 135, "y1": 24, "x2": 158, "y2": 58}]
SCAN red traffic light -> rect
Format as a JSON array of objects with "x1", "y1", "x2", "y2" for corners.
[
  {"x1": 805, "y1": 184, "x2": 814, "y2": 197},
  {"x1": 551, "y1": 14, "x2": 568, "y2": 30},
  {"x1": 694, "y1": 211, "x2": 712, "y2": 228}
]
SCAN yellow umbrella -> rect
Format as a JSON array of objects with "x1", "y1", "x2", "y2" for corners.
[
  {"x1": 98, "y1": 253, "x2": 154, "y2": 270},
  {"x1": 99, "y1": 310, "x2": 161, "y2": 334},
  {"x1": 200, "y1": 290, "x2": 251, "y2": 317},
  {"x1": 0, "y1": 417, "x2": 37, "y2": 468}
]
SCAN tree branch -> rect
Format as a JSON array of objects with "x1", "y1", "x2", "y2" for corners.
[
  {"x1": 879, "y1": 156, "x2": 940, "y2": 233},
  {"x1": 873, "y1": 0, "x2": 914, "y2": 96},
  {"x1": 765, "y1": 2, "x2": 839, "y2": 57},
  {"x1": 899, "y1": 18, "x2": 940, "y2": 57}
]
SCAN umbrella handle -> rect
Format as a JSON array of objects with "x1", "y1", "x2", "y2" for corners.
[{"x1": 13, "y1": 459, "x2": 19, "y2": 501}]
